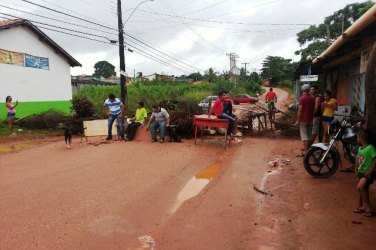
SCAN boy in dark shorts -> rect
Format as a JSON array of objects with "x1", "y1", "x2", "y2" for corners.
[{"x1": 353, "y1": 129, "x2": 376, "y2": 217}]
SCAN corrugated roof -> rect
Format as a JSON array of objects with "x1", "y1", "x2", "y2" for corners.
[{"x1": 0, "y1": 18, "x2": 81, "y2": 67}]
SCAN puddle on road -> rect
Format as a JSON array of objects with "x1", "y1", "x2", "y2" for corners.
[
  {"x1": 0, "y1": 144, "x2": 29, "y2": 153},
  {"x1": 171, "y1": 161, "x2": 221, "y2": 213}
]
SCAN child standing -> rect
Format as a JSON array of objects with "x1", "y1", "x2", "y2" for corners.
[{"x1": 354, "y1": 129, "x2": 376, "y2": 217}]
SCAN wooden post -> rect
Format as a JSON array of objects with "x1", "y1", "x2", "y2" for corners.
[{"x1": 365, "y1": 42, "x2": 376, "y2": 128}]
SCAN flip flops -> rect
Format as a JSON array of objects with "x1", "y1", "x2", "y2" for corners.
[
  {"x1": 363, "y1": 211, "x2": 375, "y2": 217},
  {"x1": 353, "y1": 208, "x2": 365, "y2": 213}
]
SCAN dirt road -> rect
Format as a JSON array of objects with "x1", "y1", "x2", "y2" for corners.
[{"x1": 1, "y1": 88, "x2": 375, "y2": 249}]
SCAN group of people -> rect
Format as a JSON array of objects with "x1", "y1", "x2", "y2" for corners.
[
  {"x1": 103, "y1": 94, "x2": 170, "y2": 143},
  {"x1": 295, "y1": 84, "x2": 337, "y2": 156},
  {"x1": 296, "y1": 84, "x2": 376, "y2": 217},
  {"x1": 209, "y1": 91, "x2": 243, "y2": 140}
]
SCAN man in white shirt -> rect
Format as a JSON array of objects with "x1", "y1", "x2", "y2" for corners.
[{"x1": 103, "y1": 93, "x2": 125, "y2": 140}]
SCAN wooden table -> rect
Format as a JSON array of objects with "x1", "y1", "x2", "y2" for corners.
[{"x1": 194, "y1": 115, "x2": 229, "y2": 147}]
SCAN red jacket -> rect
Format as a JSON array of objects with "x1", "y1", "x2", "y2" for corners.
[{"x1": 210, "y1": 98, "x2": 224, "y2": 116}]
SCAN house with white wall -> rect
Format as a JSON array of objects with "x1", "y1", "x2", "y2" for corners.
[{"x1": 0, "y1": 19, "x2": 81, "y2": 118}]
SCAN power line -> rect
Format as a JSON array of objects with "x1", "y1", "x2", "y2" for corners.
[
  {"x1": 130, "y1": 8, "x2": 313, "y2": 26},
  {"x1": 124, "y1": 33, "x2": 203, "y2": 72},
  {"x1": 0, "y1": 14, "x2": 192, "y2": 74},
  {"x1": 34, "y1": 0, "x2": 116, "y2": 28},
  {"x1": 0, "y1": 12, "x2": 116, "y2": 41},
  {"x1": 20, "y1": 0, "x2": 117, "y2": 31},
  {"x1": 0, "y1": 5, "x2": 117, "y2": 36},
  {"x1": 159, "y1": 0, "x2": 225, "y2": 53},
  {"x1": 0, "y1": 14, "x2": 112, "y2": 44},
  {"x1": 4, "y1": 2, "x2": 203, "y2": 73},
  {"x1": 181, "y1": 0, "x2": 228, "y2": 16}
]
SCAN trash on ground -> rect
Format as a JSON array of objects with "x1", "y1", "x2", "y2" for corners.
[
  {"x1": 267, "y1": 155, "x2": 291, "y2": 168},
  {"x1": 253, "y1": 185, "x2": 273, "y2": 196},
  {"x1": 303, "y1": 203, "x2": 310, "y2": 210},
  {"x1": 138, "y1": 235, "x2": 155, "y2": 249}
]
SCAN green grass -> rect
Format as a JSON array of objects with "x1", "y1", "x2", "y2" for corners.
[{"x1": 0, "y1": 101, "x2": 71, "y2": 120}]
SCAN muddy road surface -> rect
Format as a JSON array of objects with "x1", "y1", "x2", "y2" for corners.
[{"x1": 1, "y1": 88, "x2": 375, "y2": 249}]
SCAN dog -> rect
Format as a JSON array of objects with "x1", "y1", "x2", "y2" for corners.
[
  {"x1": 166, "y1": 126, "x2": 182, "y2": 143},
  {"x1": 64, "y1": 121, "x2": 87, "y2": 149}
]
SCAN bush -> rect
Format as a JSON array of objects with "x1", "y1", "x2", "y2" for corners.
[
  {"x1": 159, "y1": 100, "x2": 203, "y2": 139},
  {"x1": 71, "y1": 96, "x2": 96, "y2": 118}
]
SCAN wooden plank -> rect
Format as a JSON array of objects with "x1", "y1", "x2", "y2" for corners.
[{"x1": 83, "y1": 119, "x2": 118, "y2": 137}]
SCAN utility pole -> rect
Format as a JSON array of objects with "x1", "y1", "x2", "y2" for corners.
[
  {"x1": 226, "y1": 53, "x2": 239, "y2": 83},
  {"x1": 242, "y1": 62, "x2": 249, "y2": 76},
  {"x1": 117, "y1": 0, "x2": 127, "y2": 107},
  {"x1": 341, "y1": 15, "x2": 345, "y2": 33},
  {"x1": 325, "y1": 24, "x2": 331, "y2": 46}
]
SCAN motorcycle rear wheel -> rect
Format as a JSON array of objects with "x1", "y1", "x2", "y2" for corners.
[{"x1": 303, "y1": 146, "x2": 340, "y2": 178}]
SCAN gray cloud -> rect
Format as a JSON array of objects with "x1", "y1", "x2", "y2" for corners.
[{"x1": 0, "y1": 0, "x2": 366, "y2": 76}]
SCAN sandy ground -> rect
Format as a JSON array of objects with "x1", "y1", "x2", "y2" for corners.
[{"x1": 1, "y1": 88, "x2": 375, "y2": 249}]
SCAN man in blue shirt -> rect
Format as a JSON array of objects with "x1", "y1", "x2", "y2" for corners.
[{"x1": 103, "y1": 93, "x2": 125, "y2": 140}]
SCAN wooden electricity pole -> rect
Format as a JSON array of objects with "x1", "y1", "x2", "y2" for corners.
[
  {"x1": 117, "y1": 0, "x2": 127, "y2": 106},
  {"x1": 365, "y1": 42, "x2": 376, "y2": 128}
]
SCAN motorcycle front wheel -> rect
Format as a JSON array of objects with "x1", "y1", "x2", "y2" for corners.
[{"x1": 303, "y1": 146, "x2": 340, "y2": 178}]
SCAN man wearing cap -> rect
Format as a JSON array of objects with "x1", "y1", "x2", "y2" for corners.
[{"x1": 295, "y1": 84, "x2": 315, "y2": 157}]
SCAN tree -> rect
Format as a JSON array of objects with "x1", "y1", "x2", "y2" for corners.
[
  {"x1": 249, "y1": 72, "x2": 262, "y2": 85},
  {"x1": 204, "y1": 67, "x2": 218, "y2": 83},
  {"x1": 295, "y1": 1, "x2": 374, "y2": 61},
  {"x1": 220, "y1": 70, "x2": 231, "y2": 81},
  {"x1": 93, "y1": 61, "x2": 116, "y2": 78},
  {"x1": 187, "y1": 72, "x2": 204, "y2": 81},
  {"x1": 260, "y1": 56, "x2": 296, "y2": 84}
]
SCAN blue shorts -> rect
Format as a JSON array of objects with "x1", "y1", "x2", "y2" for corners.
[
  {"x1": 7, "y1": 112, "x2": 16, "y2": 120},
  {"x1": 322, "y1": 116, "x2": 334, "y2": 123}
]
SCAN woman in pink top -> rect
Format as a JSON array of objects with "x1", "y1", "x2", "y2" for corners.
[{"x1": 6, "y1": 96, "x2": 18, "y2": 135}]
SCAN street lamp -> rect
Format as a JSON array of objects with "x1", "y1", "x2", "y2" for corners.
[
  {"x1": 117, "y1": 0, "x2": 155, "y2": 106},
  {"x1": 123, "y1": 0, "x2": 154, "y2": 25}
]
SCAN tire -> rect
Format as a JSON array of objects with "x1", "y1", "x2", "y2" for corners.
[
  {"x1": 303, "y1": 146, "x2": 340, "y2": 178},
  {"x1": 343, "y1": 142, "x2": 356, "y2": 164},
  {"x1": 234, "y1": 101, "x2": 239, "y2": 105}
]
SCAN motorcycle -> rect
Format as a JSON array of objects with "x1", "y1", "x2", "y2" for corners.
[{"x1": 303, "y1": 116, "x2": 363, "y2": 178}]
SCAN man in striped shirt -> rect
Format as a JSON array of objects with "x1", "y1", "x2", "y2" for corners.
[{"x1": 103, "y1": 93, "x2": 125, "y2": 140}]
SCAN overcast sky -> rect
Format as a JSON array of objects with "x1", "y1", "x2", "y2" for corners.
[{"x1": 0, "y1": 0, "x2": 369, "y2": 76}]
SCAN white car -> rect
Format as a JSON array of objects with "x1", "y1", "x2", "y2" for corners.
[{"x1": 198, "y1": 96, "x2": 218, "y2": 109}]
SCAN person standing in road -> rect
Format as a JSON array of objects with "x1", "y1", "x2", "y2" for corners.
[
  {"x1": 125, "y1": 101, "x2": 147, "y2": 141},
  {"x1": 321, "y1": 90, "x2": 337, "y2": 143},
  {"x1": 265, "y1": 87, "x2": 277, "y2": 111},
  {"x1": 310, "y1": 85, "x2": 322, "y2": 142},
  {"x1": 103, "y1": 93, "x2": 125, "y2": 140},
  {"x1": 5, "y1": 95, "x2": 18, "y2": 136},
  {"x1": 295, "y1": 84, "x2": 315, "y2": 157},
  {"x1": 146, "y1": 104, "x2": 170, "y2": 143}
]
